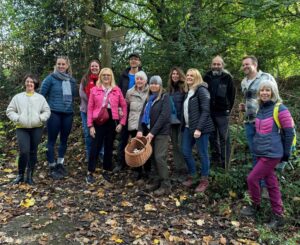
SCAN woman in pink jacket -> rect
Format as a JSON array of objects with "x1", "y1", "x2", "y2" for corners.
[{"x1": 86, "y1": 68, "x2": 127, "y2": 184}]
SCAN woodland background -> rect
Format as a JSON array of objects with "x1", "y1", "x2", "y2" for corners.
[{"x1": 0, "y1": 0, "x2": 299, "y2": 244}]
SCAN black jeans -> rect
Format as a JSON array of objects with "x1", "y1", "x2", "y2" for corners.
[
  {"x1": 209, "y1": 115, "x2": 230, "y2": 168},
  {"x1": 88, "y1": 109, "x2": 117, "y2": 172},
  {"x1": 16, "y1": 127, "x2": 43, "y2": 174}
]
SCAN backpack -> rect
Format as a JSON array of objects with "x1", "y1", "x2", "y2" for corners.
[{"x1": 273, "y1": 102, "x2": 297, "y2": 156}]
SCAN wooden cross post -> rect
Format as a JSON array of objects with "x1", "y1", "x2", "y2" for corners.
[{"x1": 84, "y1": 23, "x2": 128, "y2": 68}]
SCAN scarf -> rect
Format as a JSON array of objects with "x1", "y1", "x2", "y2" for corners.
[
  {"x1": 142, "y1": 94, "x2": 157, "y2": 128},
  {"x1": 53, "y1": 70, "x2": 72, "y2": 105},
  {"x1": 102, "y1": 85, "x2": 112, "y2": 107},
  {"x1": 85, "y1": 74, "x2": 99, "y2": 98}
]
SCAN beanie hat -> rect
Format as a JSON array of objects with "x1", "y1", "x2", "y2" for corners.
[{"x1": 149, "y1": 75, "x2": 162, "y2": 86}]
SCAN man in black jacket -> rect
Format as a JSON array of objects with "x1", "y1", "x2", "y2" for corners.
[
  {"x1": 204, "y1": 56, "x2": 235, "y2": 169},
  {"x1": 113, "y1": 53, "x2": 143, "y2": 173}
]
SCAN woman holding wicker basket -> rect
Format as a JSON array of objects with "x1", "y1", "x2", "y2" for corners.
[{"x1": 137, "y1": 75, "x2": 171, "y2": 196}]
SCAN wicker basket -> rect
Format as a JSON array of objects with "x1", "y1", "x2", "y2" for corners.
[{"x1": 125, "y1": 136, "x2": 152, "y2": 167}]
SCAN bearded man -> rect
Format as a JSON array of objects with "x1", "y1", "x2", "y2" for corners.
[{"x1": 204, "y1": 55, "x2": 235, "y2": 168}]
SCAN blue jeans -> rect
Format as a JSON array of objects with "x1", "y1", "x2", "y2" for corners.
[
  {"x1": 245, "y1": 122, "x2": 256, "y2": 166},
  {"x1": 46, "y1": 111, "x2": 73, "y2": 163},
  {"x1": 181, "y1": 127, "x2": 210, "y2": 177},
  {"x1": 81, "y1": 112, "x2": 104, "y2": 160},
  {"x1": 245, "y1": 122, "x2": 265, "y2": 187}
]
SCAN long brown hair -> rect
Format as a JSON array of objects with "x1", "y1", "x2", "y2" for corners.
[
  {"x1": 167, "y1": 66, "x2": 186, "y2": 93},
  {"x1": 81, "y1": 59, "x2": 101, "y2": 88}
]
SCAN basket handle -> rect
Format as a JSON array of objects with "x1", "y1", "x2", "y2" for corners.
[{"x1": 132, "y1": 137, "x2": 146, "y2": 147}]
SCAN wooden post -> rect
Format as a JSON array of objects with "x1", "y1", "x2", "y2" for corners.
[{"x1": 83, "y1": 23, "x2": 128, "y2": 68}]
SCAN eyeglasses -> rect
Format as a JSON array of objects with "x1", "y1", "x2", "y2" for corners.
[{"x1": 102, "y1": 74, "x2": 111, "y2": 77}]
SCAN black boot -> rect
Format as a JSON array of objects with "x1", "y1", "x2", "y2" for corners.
[
  {"x1": 25, "y1": 168, "x2": 34, "y2": 185},
  {"x1": 12, "y1": 174, "x2": 24, "y2": 184}
]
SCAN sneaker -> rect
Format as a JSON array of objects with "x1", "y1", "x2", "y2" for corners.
[
  {"x1": 240, "y1": 205, "x2": 260, "y2": 217},
  {"x1": 49, "y1": 166, "x2": 63, "y2": 180},
  {"x1": 86, "y1": 174, "x2": 95, "y2": 184},
  {"x1": 153, "y1": 185, "x2": 171, "y2": 196},
  {"x1": 195, "y1": 177, "x2": 209, "y2": 193},
  {"x1": 56, "y1": 164, "x2": 68, "y2": 177},
  {"x1": 267, "y1": 214, "x2": 284, "y2": 229}
]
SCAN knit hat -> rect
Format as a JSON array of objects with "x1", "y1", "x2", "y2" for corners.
[
  {"x1": 149, "y1": 75, "x2": 162, "y2": 86},
  {"x1": 135, "y1": 71, "x2": 147, "y2": 82}
]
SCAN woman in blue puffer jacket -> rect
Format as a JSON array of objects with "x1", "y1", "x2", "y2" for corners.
[{"x1": 40, "y1": 56, "x2": 77, "y2": 180}]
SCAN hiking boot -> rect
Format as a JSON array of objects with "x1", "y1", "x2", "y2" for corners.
[
  {"x1": 12, "y1": 174, "x2": 24, "y2": 184},
  {"x1": 195, "y1": 177, "x2": 209, "y2": 193},
  {"x1": 102, "y1": 171, "x2": 111, "y2": 183},
  {"x1": 182, "y1": 175, "x2": 197, "y2": 187},
  {"x1": 267, "y1": 214, "x2": 284, "y2": 229},
  {"x1": 86, "y1": 174, "x2": 95, "y2": 184},
  {"x1": 240, "y1": 205, "x2": 260, "y2": 217},
  {"x1": 49, "y1": 166, "x2": 63, "y2": 180},
  {"x1": 145, "y1": 182, "x2": 160, "y2": 192},
  {"x1": 153, "y1": 184, "x2": 171, "y2": 196},
  {"x1": 56, "y1": 164, "x2": 68, "y2": 177}
]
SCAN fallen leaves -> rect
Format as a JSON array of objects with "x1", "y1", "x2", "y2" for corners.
[
  {"x1": 144, "y1": 203, "x2": 157, "y2": 211},
  {"x1": 20, "y1": 197, "x2": 35, "y2": 208}
]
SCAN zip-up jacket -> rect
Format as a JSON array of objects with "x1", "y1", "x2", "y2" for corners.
[
  {"x1": 253, "y1": 101, "x2": 294, "y2": 158},
  {"x1": 138, "y1": 92, "x2": 171, "y2": 136},
  {"x1": 40, "y1": 74, "x2": 77, "y2": 113},
  {"x1": 204, "y1": 70, "x2": 235, "y2": 115},
  {"x1": 126, "y1": 85, "x2": 149, "y2": 131},
  {"x1": 183, "y1": 83, "x2": 214, "y2": 134}
]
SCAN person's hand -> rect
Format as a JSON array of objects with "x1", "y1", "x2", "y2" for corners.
[
  {"x1": 136, "y1": 131, "x2": 143, "y2": 138},
  {"x1": 281, "y1": 154, "x2": 289, "y2": 162},
  {"x1": 146, "y1": 133, "x2": 154, "y2": 143},
  {"x1": 90, "y1": 126, "x2": 96, "y2": 138},
  {"x1": 116, "y1": 124, "x2": 122, "y2": 133},
  {"x1": 194, "y1": 129, "x2": 201, "y2": 139},
  {"x1": 118, "y1": 108, "x2": 123, "y2": 118},
  {"x1": 239, "y1": 103, "x2": 246, "y2": 112}
]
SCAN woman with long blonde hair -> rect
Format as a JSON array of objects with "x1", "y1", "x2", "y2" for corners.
[{"x1": 181, "y1": 68, "x2": 214, "y2": 192}]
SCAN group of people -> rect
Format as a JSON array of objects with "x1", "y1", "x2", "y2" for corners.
[{"x1": 6, "y1": 54, "x2": 295, "y2": 229}]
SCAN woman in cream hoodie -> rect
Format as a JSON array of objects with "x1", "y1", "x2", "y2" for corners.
[{"x1": 7, "y1": 74, "x2": 50, "y2": 185}]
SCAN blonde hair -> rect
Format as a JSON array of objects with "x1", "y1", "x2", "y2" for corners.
[
  {"x1": 257, "y1": 79, "x2": 282, "y2": 104},
  {"x1": 56, "y1": 56, "x2": 72, "y2": 75},
  {"x1": 98, "y1": 68, "x2": 116, "y2": 88},
  {"x1": 185, "y1": 68, "x2": 204, "y2": 90}
]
